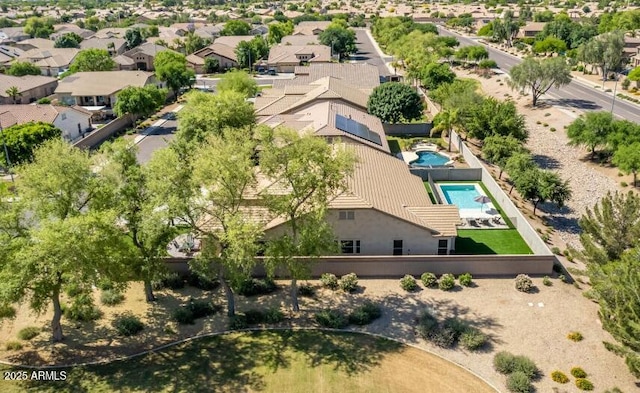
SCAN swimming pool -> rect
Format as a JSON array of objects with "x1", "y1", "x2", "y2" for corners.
[
  {"x1": 439, "y1": 184, "x2": 487, "y2": 209},
  {"x1": 410, "y1": 151, "x2": 450, "y2": 167}
]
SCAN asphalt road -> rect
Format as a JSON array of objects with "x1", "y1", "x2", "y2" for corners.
[
  {"x1": 353, "y1": 28, "x2": 392, "y2": 77},
  {"x1": 435, "y1": 25, "x2": 640, "y2": 123},
  {"x1": 136, "y1": 118, "x2": 177, "y2": 164}
]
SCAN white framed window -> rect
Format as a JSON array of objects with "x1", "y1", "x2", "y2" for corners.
[
  {"x1": 340, "y1": 240, "x2": 361, "y2": 254},
  {"x1": 338, "y1": 210, "x2": 355, "y2": 220}
]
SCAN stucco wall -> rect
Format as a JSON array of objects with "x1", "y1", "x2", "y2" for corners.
[
  {"x1": 54, "y1": 109, "x2": 92, "y2": 141},
  {"x1": 0, "y1": 80, "x2": 57, "y2": 104},
  {"x1": 73, "y1": 115, "x2": 132, "y2": 149}
]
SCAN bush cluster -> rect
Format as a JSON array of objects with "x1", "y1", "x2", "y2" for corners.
[
  {"x1": 416, "y1": 310, "x2": 487, "y2": 350},
  {"x1": 233, "y1": 278, "x2": 277, "y2": 297},
  {"x1": 63, "y1": 294, "x2": 103, "y2": 322},
  {"x1": 17, "y1": 326, "x2": 40, "y2": 341},
  {"x1": 458, "y1": 273, "x2": 473, "y2": 287},
  {"x1": 542, "y1": 276, "x2": 552, "y2": 286},
  {"x1": 172, "y1": 299, "x2": 222, "y2": 325},
  {"x1": 228, "y1": 315, "x2": 248, "y2": 330},
  {"x1": 5, "y1": 341, "x2": 23, "y2": 350},
  {"x1": 315, "y1": 309, "x2": 349, "y2": 329},
  {"x1": 571, "y1": 367, "x2": 587, "y2": 378},
  {"x1": 575, "y1": 378, "x2": 594, "y2": 391},
  {"x1": 493, "y1": 351, "x2": 538, "y2": 393},
  {"x1": 112, "y1": 313, "x2": 144, "y2": 336},
  {"x1": 551, "y1": 370, "x2": 569, "y2": 384},
  {"x1": 514, "y1": 274, "x2": 533, "y2": 292},
  {"x1": 320, "y1": 273, "x2": 339, "y2": 289},
  {"x1": 100, "y1": 289, "x2": 125, "y2": 306},
  {"x1": 297, "y1": 283, "x2": 315, "y2": 298},
  {"x1": 339, "y1": 273, "x2": 359, "y2": 292},
  {"x1": 439, "y1": 274, "x2": 456, "y2": 291},
  {"x1": 241, "y1": 308, "x2": 285, "y2": 325},
  {"x1": 400, "y1": 275, "x2": 419, "y2": 291},
  {"x1": 157, "y1": 272, "x2": 185, "y2": 290},
  {"x1": 421, "y1": 272, "x2": 437, "y2": 287},
  {"x1": 507, "y1": 371, "x2": 532, "y2": 393},
  {"x1": 348, "y1": 302, "x2": 382, "y2": 325},
  {"x1": 186, "y1": 272, "x2": 219, "y2": 291},
  {"x1": 315, "y1": 302, "x2": 382, "y2": 329},
  {"x1": 567, "y1": 331, "x2": 584, "y2": 342}
]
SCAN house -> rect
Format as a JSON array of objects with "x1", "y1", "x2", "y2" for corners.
[
  {"x1": 632, "y1": 47, "x2": 640, "y2": 68},
  {"x1": 16, "y1": 48, "x2": 79, "y2": 76},
  {"x1": 0, "y1": 104, "x2": 92, "y2": 141},
  {"x1": 267, "y1": 44, "x2": 332, "y2": 72},
  {"x1": 90, "y1": 28, "x2": 130, "y2": 39},
  {"x1": 281, "y1": 35, "x2": 320, "y2": 46},
  {"x1": 272, "y1": 63, "x2": 380, "y2": 94},
  {"x1": 193, "y1": 24, "x2": 222, "y2": 40},
  {"x1": 0, "y1": 74, "x2": 58, "y2": 104},
  {"x1": 0, "y1": 45, "x2": 24, "y2": 67},
  {"x1": 50, "y1": 25, "x2": 95, "y2": 40},
  {"x1": 0, "y1": 27, "x2": 30, "y2": 44},
  {"x1": 80, "y1": 38, "x2": 127, "y2": 56},
  {"x1": 517, "y1": 22, "x2": 546, "y2": 38},
  {"x1": 623, "y1": 36, "x2": 640, "y2": 60},
  {"x1": 292, "y1": 21, "x2": 331, "y2": 36},
  {"x1": 118, "y1": 42, "x2": 172, "y2": 71},
  {"x1": 250, "y1": 25, "x2": 268, "y2": 36},
  {"x1": 54, "y1": 70, "x2": 157, "y2": 113},
  {"x1": 12, "y1": 38, "x2": 55, "y2": 51},
  {"x1": 187, "y1": 36, "x2": 253, "y2": 71}
]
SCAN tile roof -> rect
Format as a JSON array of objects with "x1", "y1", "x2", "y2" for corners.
[
  {"x1": 272, "y1": 63, "x2": 380, "y2": 92},
  {"x1": 91, "y1": 28, "x2": 129, "y2": 39},
  {"x1": 0, "y1": 74, "x2": 57, "y2": 97},
  {"x1": 18, "y1": 48, "x2": 79, "y2": 68},
  {"x1": 267, "y1": 44, "x2": 331, "y2": 65},
  {"x1": 0, "y1": 104, "x2": 90, "y2": 127},
  {"x1": 80, "y1": 37, "x2": 127, "y2": 51},
  {"x1": 122, "y1": 42, "x2": 171, "y2": 58},
  {"x1": 213, "y1": 35, "x2": 253, "y2": 48},
  {"x1": 293, "y1": 21, "x2": 331, "y2": 35},
  {"x1": 203, "y1": 42, "x2": 238, "y2": 62},
  {"x1": 17, "y1": 38, "x2": 55, "y2": 49},
  {"x1": 281, "y1": 35, "x2": 320, "y2": 46},
  {"x1": 113, "y1": 54, "x2": 135, "y2": 66},
  {"x1": 55, "y1": 70, "x2": 154, "y2": 96}
]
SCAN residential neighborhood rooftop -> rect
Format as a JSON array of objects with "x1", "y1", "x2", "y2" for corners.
[{"x1": 54, "y1": 70, "x2": 155, "y2": 96}]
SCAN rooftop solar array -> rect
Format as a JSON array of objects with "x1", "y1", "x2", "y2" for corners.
[{"x1": 335, "y1": 114, "x2": 382, "y2": 146}]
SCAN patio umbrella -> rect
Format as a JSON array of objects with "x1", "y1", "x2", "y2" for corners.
[{"x1": 474, "y1": 195, "x2": 491, "y2": 210}]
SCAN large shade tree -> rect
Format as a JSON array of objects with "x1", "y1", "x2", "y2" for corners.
[
  {"x1": 566, "y1": 111, "x2": 614, "y2": 159},
  {"x1": 367, "y1": 83, "x2": 423, "y2": 123},
  {"x1": 113, "y1": 85, "x2": 167, "y2": 119},
  {"x1": 153, "y1": 51, "x2": 195, "y2": 97},
  {"x1": 508, "y1": 56, "x2": 571, "y2": 106},
  {"x1": 0, "y1": 122, "x2": 61, "y2": 167},
  {"x1": 69, "y1": 49, "x2": 116, "y2": 72}
]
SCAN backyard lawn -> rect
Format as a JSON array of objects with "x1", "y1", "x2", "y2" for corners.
[
  {"x1": 1, "y1": 330, "x2": 497, "y2": 393},
  {"x1": 455, "y1": 229, "x2": 532, "y2": 255}
]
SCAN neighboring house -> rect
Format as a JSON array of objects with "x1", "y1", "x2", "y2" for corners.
[
  {"x1": 250, "y1": 25, "x2": 268, "y2": 36},
  {"x1": 80, "y1": 38, "x2": 127, "y2": 56},
  {"x1": 194, "y1": 25, "x2": 222, "y2": 40},
  {"x1": 272, "y1": 63, "x2": 380, "y2": 94},
  {"x1": 517, "y1": 22, "x2": 546, "y2": 38},
  {"x1": 623, "y1": 36, "x2": 640, "y2": 60},
  {"x1": 281, "y1": 35, "x2": 320, "y2": 46},
  {"x1": 267, "y1": 44, "x2": 331, "y2": 72},
  {"x1": 0, "y1": 45, "x2": 24, "y2": 67},
  {"x1": 119, "y1": 42, "x2": 172, "y2": 71},
  {"x1": 632, "y1": 47, "x2": 640, "y2": 67},
  {"x1": 292, "y1": 21, "x2": 331, "y2": 36},
  {"x1": 0, "y1": 27, "x2": 30, "y2": 44},
  {"x1": 50, "y1": 25, "x2": 95, "y2": 40},
  {"x1": 0, "y1": 104, "x2": 92, "y2": 141},
  {"x1": 90, "y1": 28, "x2": 129, "y2": 39},
  {"x1": 16, "y1": 48, "x2": 79, "y2": 76},
  {"x1": 12, "y1": 38, "x2": 55, "y2": 51},
  {"x1": 0, "y1": 74, "x2": 58, "y2": 104},
  {"x1": 188, "y1": 36, "x2": 252, "y2": 71},
  {"x1": 54, "y1": 70, "x2": 157, "y2": 113}
]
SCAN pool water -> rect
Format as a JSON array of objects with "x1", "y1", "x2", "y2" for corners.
[
  {"x1": 440, "y1": 184, "x2": 487, "y2": 209},
  {"x1": 410, "y1": 151, "x2": 450, "y2": 167}
]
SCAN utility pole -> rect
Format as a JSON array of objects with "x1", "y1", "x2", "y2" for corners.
[{"x1": 611, "y1": 71, "x2": 619, "y2": 114}]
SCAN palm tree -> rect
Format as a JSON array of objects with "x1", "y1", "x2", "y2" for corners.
[
  {"x1": 5, "y1": 86, "x2": 21, "y2": 104},
  {"x1": 430, "y1": 108, "x2": 460, "y2": 152}
]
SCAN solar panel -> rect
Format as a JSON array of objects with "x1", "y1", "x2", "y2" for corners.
[{"x1": 334, "y1": 114, "x2": 382, "y2": 146}]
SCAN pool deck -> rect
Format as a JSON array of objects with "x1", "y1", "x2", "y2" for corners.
[
  {"x1": 437, "y1": 183, "x2": 508, "y2": 229},
  {"x1": 400, "y1": 149, "x2": 454, "y2": 167}
]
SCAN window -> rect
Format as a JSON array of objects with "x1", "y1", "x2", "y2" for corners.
[
  {"x1": 393, "y1": 240, "x2": 403, "y2": 255},
  {"x1": 438, "y1": 239, "x2": 448, "y2": 255},
  {"x1": 340, "y1": 240, "x2": 361, "y2": 254},
  {"x1": 338, "y1": 210, "x2": 355, "y2": 220}
]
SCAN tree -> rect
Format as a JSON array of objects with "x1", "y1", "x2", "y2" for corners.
[
  {"x1": 430, "y1": 108, "x2": 460, "y2": 152},
  {"x1": 492, "y1": 13, "x2": 520, "y2": 47},
  {"x1": 0, "y1": 140, "x2": 131, "y2": 341},
  {"x1": 533, "y1": 36, "x2": 567, "y2": 54},
  {"x1": 319, "y1": 25, "x2": 357, "y2": 59},
  {"x1": 367, "y1": 83, "x2": 423, "y2": 123},
  {"x1": 580, "y1": 30, "x2": 625, "y2": 79},
  {"x1": 113, "y1": 85, "x2": 167, "y2": 119},
  {"x1": 204, "y1": 57, "x2": 219, "y2": 73},
  {"x1": 613, "y1": 143, "x2": 640, "y2": 187},
  {"x1": 429, "y1": 78, "x2": 481, "y2": 110},
  {"x1": 505, "y1": 152, "x2": 536, "y2": 194},
  {"x1": 235, "y1": 40, "x2": 256, "y2": 70},
  {"x1": 628, "y1": 66, "x2": 640, "y2": 88},
  {"x1": 514, "y1": 169, "x2": 572, "y2": 215},
  {"x1": 267, "y1": 21, "x2": 294, "y2": 44},
  {"x1": 100, "y1": 140, "x2": 175, "y2": 302},
  {"x1": 566, "y1": 111, "x2": 614, "y2": 159},
  {"x1": 6, "y1": 61, "x2": 41, "y2": 76},
  {"x1": 54, "y1": 32, "x2": 82, "y2": 48},
  {"x1": 184, "y1": 32, "x2": 209, "y2": 54},
  {"x1": 221, "y1": 20, "x2": 251, "y2": 36},
  {"x1": 153, "y1": 51, "x2": 195, "y2": 97},
  {"x1": 579, "y1": 191, "x2": 640, "y2": 265},
  {"x1": 0, "y1": 122, "x2": 61, "y2": 167},
  {"x1": 217, "y1": 70, "x2": 257, "y2": 98},
  {"x1": 420, "y1": 63, "x2": 456, "y2": 90},
  {"x1": 261, "y1": 129, "x2": 356, "y2": 312},
  {"x1": 508, "y1": 56, "x2": 571, "y2": 107},
  {"x1": 5, "y1": 86, "x2": 20, "y2": 104},
  {"x1": 23, "y1": 17, "x2": 54, "y2": 38},
  {"x1": 124, "y1": 27, "x2": 145, "y2": 49},
  {"x1": 176, "y1": 90, "x2": 255, "y2": 144},
  {"x1": 69, "y1": 49, "x2": 116, "y2": 73},
  {"x1": 482, "y1": 135, "x2": 526, "y2": 178},
  {"x1": 465, "y1": 97, "x2": 528, "y2": 141}
]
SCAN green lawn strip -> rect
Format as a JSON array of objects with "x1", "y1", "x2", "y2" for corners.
[
  {"x1": 455, "y1": 229, "x2": 532, "y2": 255},
  {"x1": 257, "y1": 84, "x2": 272, "y2": 92},
  {"x1": 423, "y1": 182, "x2": 436, "y2": 203}
]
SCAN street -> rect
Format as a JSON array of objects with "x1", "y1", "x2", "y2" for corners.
[
  {"x1": 353, "y1": 28, "x2": 392, "y2": 78},
  {"x1": 435, "y1": 25, "x2": 640, "y2": 123},
  {"x1": 136, "y1": 118, "x2": 176, "y2": 164}
]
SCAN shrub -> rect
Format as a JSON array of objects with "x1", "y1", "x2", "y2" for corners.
[
  {"x1": 571, "y1": 367, "x2": 587, "y2": 378},
  {"x1": 315, "y1": 309, "x2": 348, "y2": 329},
  {"x1": 567, "y1": 331, "x2": 583, "y2": 342},
  {"x1": 65, "y1": 283, "x2": 85, "y2": 297},
  {"x1": 551, "y1": 247, "x2": 561, "y2": 255},
  {"x1": 348, "y1": 302, "x2": 382, "y2": 325},
  {"x1": 339, "y1": 273, "x2": 358, "y2": 293},
  {"x1": 5, "y1": 341, "x2": 23, "y2": 350},
  {"x1": 421, "y1": 272, "x2": 437, "y2": 287},
  {"x1": 550, "y1": 127, "x2": 556, "y2": 132},
  {"x1": 162, "y1": 272, "x2": 185, "y2": 289},
  {"x1": 244, "y1": 309, "x2": 265, "y2": 325},
  {"x1": 507, "y1": 371, "x2": 533, "y2": 393},
  {"x1": 439, "y1": 273, "x2": 455, "y2": 290},
  {"x1": 558, "y1": 274, "x2": 567, "y2": 283},
  {"x1": 172, "y1": 307, "x2": 195, "y2": 325},
  {"x1": 234, "y1": 278, "x2": 277, "y2": 297},
  {"x1": 458, "y1": 273, "x2": 473, "y2": 287},
  {"x1": 575, "y1": 378, "x2": 594, "y2": 391},
  {"x1": 320, "y1": 273, "x2": 339, "y2": 289},
  {"x1": 112, "y1": 313, "x2": 144, "y2": 336},
  {"x1": 37, "y1": 97, "x2": 51, "y2": 104},
  {"x1": 400, "y1": 274, "x2": 419, "y2": 291},
  {"x1": 18, "y1": 326, "x2": 40, "y2": 341},
  {"x1": 493, "y1": 352, "x2": 538, "y2": 378},
  {"x1": 100, "y1": 289, "x2": 125, "y2": 306},
  {"x1": 172, "y1": 300, "x2": 221, "y2": 325},
  {"x1": 264, "y1": 307, "x2": 285, "y2": 324},
  {"x1": 515, "y1": 274, "x2": 533, "y2": 292},
  {"x1": 97, "y1": 279, "x2": 114, "y2": 291},
  {"x1": 298, "y1": 283, "x2": 315, "y2": 297},
  {"x1": 186, "y1": 272, "x2": 219, "y2": 291},
  {"x1": 621, "y1": 181, "x2": 628, "y2": 187},
  {"x1": 460, "y1": 327, "x2": 488, "y2": 350},
  {"x1": 551, "y1": 370, "x2": 569, "y2": 383},
  {"x1": 429, "y1": 326, "x2": 457, "y2": 348},
  {"x1": 63, "y1": 295, "x2": 102, "y2": 322},
  {"x1": 228, "y1": 315, "x2": 248, "y2": 330},
  {"x1": 416, "y1": 310, "x2": 439, "y2": 339}
]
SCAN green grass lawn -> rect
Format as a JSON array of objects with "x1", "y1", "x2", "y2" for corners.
[
  {"x1": 455, "y1": 229, "x2": 532, "y2": 255},
  {"x1": 423, "y1": 182, "x2": 436, "y2": 203},
  {"x1": 0, "y1": 330, "x2": 496, "y2": 393},
  {"x1": 386, "y1": 136, "x2": 445, "y2": 155}
]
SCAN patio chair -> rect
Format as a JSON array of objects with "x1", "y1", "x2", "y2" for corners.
[
  {"x1": 479, "y1": 218, "x2": 491, "y2": 226},
  {"x1": 492, "y1": 217, "x2": 503, "y2": 225},
  {"x1": 467, "y1": 218, "x2": 479, "y2": 227}
]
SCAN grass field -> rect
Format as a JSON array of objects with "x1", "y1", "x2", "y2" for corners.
[
  {"x1": 455, "y1": 229, "x2": 532, "y2": 255},
  {"x1": 0, "y1": 330, "x2": 497, "y2": 393}
]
